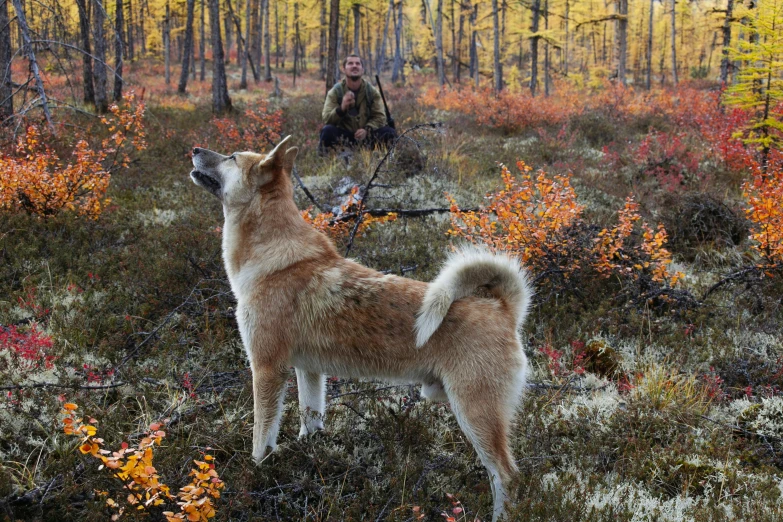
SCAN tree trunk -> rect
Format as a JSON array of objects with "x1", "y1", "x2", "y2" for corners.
[
  {"x1": 530, "y1": 0, "x2": 540, "y2": 96},
  {"x1": 140, "y1": 0, "x2": 146, "y2": 54},
  {"x1": 75, "y1": 0, "x2": 95, "y2": 104},
  {"x1": 1, "y1": 0, "x2": 13, "y2": 122},
  {"x1": 436, "y1": 0, "x2": 445, "y2": 86},
  {"x1": 544, "y1": 0, "x2": 549, "y2": 95},
  {"x1": 352, "y1": 3, "x2": 360, "y2": 54},
  {"x1": 470, "y1": 2, "x2": 478, "y2": 86},
  {"x1": 127, "y1": 0, "x2": 135, "y2": 61},
  {"x1": 164, "y1": 1, "x2": 171, "y2": 84},
  {"x1": 240, "y1": 0, "x2": 250, "y2": 87},
  {"x1": 282, "y1": 0, "x2": 288, "y2": 67},
  {"x1": 209, "y1": 0, "x2": 232, "y2": 112},
  {"x1": 263, "y1": 0, "x2": 272, "y2": 80},
  {"x1": 614, "y1": 0, "x2": 627, "y2": 86},
  {"x1": 719, "y1": 0, "x2": 733, "y2": 85},
  {"x1": 12, "y1": 0, "x2": 54, "y2": 130},
  {"x1": 179, "y1": 0, "x2": 196, "y2": 92},
  {"x1": 456, "y1": 0, "x2": 465, "y2": 83},
  {"x1": 326, "y1": 0, "x2": 340, "y2": 90},
  {"x1": 320, "y1": 0, "x2": 327, "y2": 78},
  {"x1": 670, "y1": 0, "x2": 678, "y2": 85},
  {"x1": 392, "y1": 0, "x2": 404, "y2": 84},
  {"x1": 293, "y1": 1, "x2": 299, "y2": 84},
  {"x1": 564, "y1": 0, "x2": 569, "y2": 76},
  {"x1": 93, "y1": 0, "x2": 109, "y2": 112},
  {"x1": 114, "y1": 0, "x2": 124, "y2": 100},
  {"x1": 200, "y1": 0, "x2": 206, "y2": 80},
  {"x1": 491, "y1": 0, "x2": 501, "y2": 91},
  {"x1": 252, "y1": 0, "x2": 261, "y2": 76},
  {"x1": 274, "y1": 0, "x2": 279, "y2": 67},
  {"x1": 646, "y1": 0, "x2": 653, "y2": 89},
  {"x1": 224, "y1": 8, "x2": 232, "y2": 64},
  {"x1": 377, "y1": 0, "x2": 393, "y2": 73}
]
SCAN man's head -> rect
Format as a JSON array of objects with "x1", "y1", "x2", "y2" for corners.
[{"x1": 342, "y1": 54, "x2": 364, "y2": 81}]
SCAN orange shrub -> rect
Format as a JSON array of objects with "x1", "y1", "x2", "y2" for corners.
[
  {"x1": 594, "y1": 197, "x2": 681, "y2": 286},
  {"x1": 419, "y1": 86, "x2": 581, "y2": 132},
  {"x1": 448, "y1": 162, "x2": 681, "y2": 289},
  {"x1": 201, "y1": 100, "x2": 283, "y2": 153},
  {"x1": 447, "y1": 160, "x2": 583, "y2": 271},
  {"x1": 0, "y1": 93, "x2": 147, "y2": 219},
  {"x1": 743, "y1": 167, "x2": 783, "y2": 268}
]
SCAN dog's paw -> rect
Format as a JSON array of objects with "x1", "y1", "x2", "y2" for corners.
[
  {"x1": 252, "y1": 443, "x2": 277, "y2": 465},
  {"x1": 298, "y1": 421, "x2": 325, "y2": 438}
]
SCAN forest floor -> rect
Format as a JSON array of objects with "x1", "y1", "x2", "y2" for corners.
[{"x1": 1, "y1": 59, "x2": 783, "y2": 521}]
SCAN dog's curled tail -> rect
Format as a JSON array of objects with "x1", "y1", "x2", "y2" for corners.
[{"x1": 414, "y1": 246, "x2": 533, "y2": 348}]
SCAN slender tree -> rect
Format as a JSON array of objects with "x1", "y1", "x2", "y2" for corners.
[
  {"x1": 491, "y1": 0, "x2": 501, "y2": 91},
  {"x1": 352, "y1": 3, "x2": 360, "y2": 54},
  {"x1": 326, "y1": 0, "x2": 340, "y2": 89},
  {"x1": 670, "y1": 0, "x2": 678, "y2": 84},
  {"x1": 179, "y1": 0, "x2": 196, "y2": 93},
  {"x1": 200, "y1": 0, "x2": 206, "y2": 80},
  {"x1": 377, "y1": 0, "x2": 393, "y2": 73},
  {"x1": 75, "y1": 0, "x2": 95, "y2": 104},
  {"x1": 93, "y1": 0, "x2": 109, "y2": 113},
  {"x1": 530, "y1": 0, "x2": 541, "y2": 95},
  {"x1": 12, "y1": 0, "x2": 55, "y2": 130},
  {"x1": 615, "y1": 0, "x2": 628, "y2": 85},
  {"x1": 719, "y1": 0, "x2": 734, "y2": 85},
  {"x1": 646, "y1": 0, "x2": 654, "y2": 89},
  {"x1": 164, "y1": 1, "x2": 171, "y2": 84},
  {"x1": 113, "y1": 0, "x2": 124, "y2": 101},
  {"x1": 0, "y1": 0, "x2": 12, "y2": 122},
  {"x1": 241, "y1": 0, "x2": 251, "y2": 87},
  {"x1": 320, "y1": 0, "x2": 327, "y2": 78},
  {"x1": 209, "y1": 0, "x2": 232, "y2": 112},
  {"x1": 436, "y1": 0, "x2": 445, "y2": 86},
  {"x1": 263, "y1": 0, "x2": 272, "y2": 80}
]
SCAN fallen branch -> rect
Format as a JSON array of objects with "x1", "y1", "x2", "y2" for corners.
[
  {"x1": 0, "y1": 381, "x2": 126, "y2": 391},
  {"x1": 331, "y1": 206, "x2": 477, "y2": 224},
  {"x1": 344, "y1": 122, "x2": 443, "y2": 256}
]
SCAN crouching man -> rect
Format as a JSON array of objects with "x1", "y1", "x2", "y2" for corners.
[{"x1": 319, "y1": 54, "x2": 396, "y2": 154}]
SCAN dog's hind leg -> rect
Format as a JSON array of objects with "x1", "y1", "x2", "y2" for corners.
[
  {"x1": 295, "y1": 368, "x2": 326, "y2": 437},
  {"x1": 251, "y1": 362, "x2": 289, "y2": 463},
  {"x1": 445, "y1": 373, "x2": 522, "y2": 522}
]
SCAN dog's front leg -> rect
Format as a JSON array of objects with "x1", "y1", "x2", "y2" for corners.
[
  {"x1": 295, "y1": 368, "x2": 326, "y2": 437},
  {"x1": 250, "y1": 362, "x2": 289, "y2": 463}
]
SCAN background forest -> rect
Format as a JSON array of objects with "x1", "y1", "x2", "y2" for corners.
[{"x1": 1, "y1": 0, "x2": 783, "y2": 520}]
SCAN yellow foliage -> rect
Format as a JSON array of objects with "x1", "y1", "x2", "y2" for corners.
[{"x1": 62, "y1": 403, "x2": 224, "y2": 521}]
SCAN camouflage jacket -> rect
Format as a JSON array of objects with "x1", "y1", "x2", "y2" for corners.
[{"x1": 321, "y1": 79, "x2": 387, "y2": 133}]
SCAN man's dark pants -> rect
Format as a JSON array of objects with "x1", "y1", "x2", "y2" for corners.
[{"x1": 319, "y1": 125, "x2": 397, "y2": 152}]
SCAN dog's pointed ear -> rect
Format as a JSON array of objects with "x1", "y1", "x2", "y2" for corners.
[
  {"x1": 260, "y1": 135, "x2": 296, "y2": 171},
  {"x1": 282, "y1": 146, "x2": 298, "y2": 172}
]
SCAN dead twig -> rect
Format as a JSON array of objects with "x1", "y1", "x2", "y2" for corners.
[{"x1": 344, "y1": 123, "x2": 443, "y2": 256}]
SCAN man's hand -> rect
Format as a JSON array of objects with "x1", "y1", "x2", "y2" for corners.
[
  {"x1": 341, "y1": 91, "x2": 355, "y2": 112},
  {"x1": 354, "y1": 128, "x2": 368, "y2": 141}
]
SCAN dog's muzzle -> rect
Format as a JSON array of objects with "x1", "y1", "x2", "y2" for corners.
[{"x1": 190, "y1": 148, "x2": 224, "y2": 198}]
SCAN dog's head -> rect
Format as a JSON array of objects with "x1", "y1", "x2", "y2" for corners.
[{"x1": 190, "y1": 136, "x2": 298, "y2": 208}]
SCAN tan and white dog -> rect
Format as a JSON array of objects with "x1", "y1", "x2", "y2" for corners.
[{"x1": 189, "y1": 136, "x2": 533, "y2": 521}]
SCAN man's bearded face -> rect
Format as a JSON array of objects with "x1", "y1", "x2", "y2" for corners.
[{"x1": 344, "y1": 57, "x2": 364, "y2": 80}]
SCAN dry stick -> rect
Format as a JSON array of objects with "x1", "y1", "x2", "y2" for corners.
[
  {"x1": 292, "y1": 165, "x2": 329, "y2": 213},
  {"x1": 344, "y1": 122, "x2": 443, "y2": 256},
  {"x1": 331, "y1": 206, "x2": 478, "y2": 224},
  {"x1": 0, "y1": 381, "x2": 126, "y2": 391},
  {"x1": 12, "y1": 0, "x2": 55, "y2": 132}
]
